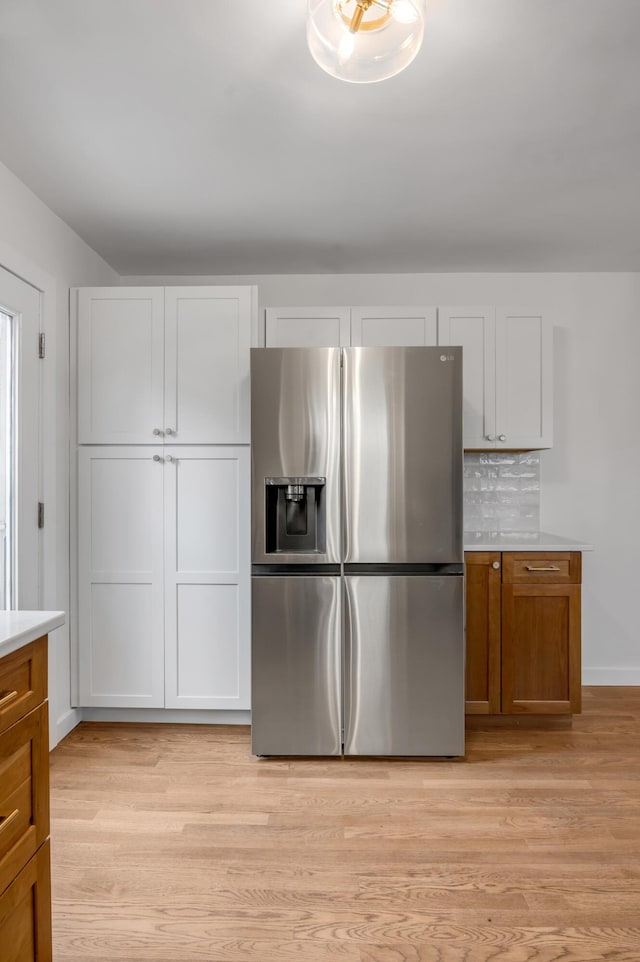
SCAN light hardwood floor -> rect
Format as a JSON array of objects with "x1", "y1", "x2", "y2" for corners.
[{"x1": 50, "y1": 689, "x2": 640, "y2": 962}]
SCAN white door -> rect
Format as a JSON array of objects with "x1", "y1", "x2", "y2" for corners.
[
  {"x1": 164, "y1": 287, "x2": 252, "y2": 444},
  {"x1": 164, "y1": 446, "x2": 250, "y2": 709},
  {"x1": 351, "y1": 307, "x2": 437, "y2": 346},
  {"x1": 0, "y1": 266, "x2": 41, "y2": 609},
  {"x1": 78, "y1": 447, "x2": 165, "y2": 707},
  {"x1": 438, "y1": 307, "x2": 497, "y2": 449},
  {"x1": 265, "y1": 307, "x2": 351, "y2": 347},
  {"x1": 77, "y1": 287, "x2": 164, "y2": 443},
  {"x1": 495, "y1": 309, "x2": 553, "y2": 449}
]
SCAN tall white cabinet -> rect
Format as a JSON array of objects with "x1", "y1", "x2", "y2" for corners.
[{"x1": 75, "y1": 286, "x2": 255, "y2": 711}]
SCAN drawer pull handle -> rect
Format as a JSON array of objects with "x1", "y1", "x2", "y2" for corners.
[
  {"x1": 525, "y1": 565, "x2": 561, "y2": 572},
  {"x1": 0, "y1": 689, "x2": 18, "y2": 709},
  {"x1": 0, "y1": 809, "x2": 19, "y2": 834}
]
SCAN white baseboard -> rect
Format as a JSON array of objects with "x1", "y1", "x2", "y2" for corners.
[
  {"x1": 51, "y1": 708, "x2": 82, "y2": 749},
  {"x1": 582, "y1": 668, "x2": 640, "y2": 685},
  {"x1": 80, "y1": 708, "x2": 252, "y2": 725}
]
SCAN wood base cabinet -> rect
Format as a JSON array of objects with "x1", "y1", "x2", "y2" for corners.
[
  {"x1": 0, "y1": 637, "x2": 51, "y2": 962},
  {"x1": 0, "y1": 843, "x2": 51, "y2": 962},
  {"x1": 465, "y1": 552, "x2": 582, "y2": 715}
]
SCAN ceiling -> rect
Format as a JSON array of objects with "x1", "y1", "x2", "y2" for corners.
[{"x1": 1, "y1": 0, "x2": 639, "y2": 275}]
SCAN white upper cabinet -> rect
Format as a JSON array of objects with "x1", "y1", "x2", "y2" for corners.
[
  {"x1": 495, "y1": 309, "x2": 553, "y2": 450},
  {"x1": 164, "y1": 287, "x2": 252, "y2": 443},
  {"x1": 438, "y1": 306, "x2": 496, "y2": 449},
  {"x1": 77, "y1": 285, "x2": 255, "y2": 444},
  {"x1": 351, "y1": 307, "x2": 437, "y2": 346},
  {"x1": 439, "y1": 306, "x2": 552, "y2": 450},
  {"x1": 265, "y1": 307, "x2": 351, "y2": 347},
  {"x1": 77, "y1": 288, "x2": 165, "y2": 445},
  {"x1": 265, "y1": 306, "x2": 437, "y2": 348}
]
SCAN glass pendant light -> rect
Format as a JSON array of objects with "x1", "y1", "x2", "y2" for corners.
[{"x1": 307, "y1": 0, "x2": 426, "y2": 83}]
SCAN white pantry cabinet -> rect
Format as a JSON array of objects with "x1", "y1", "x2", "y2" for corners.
[
  {"x1": 77, "y1": 446, "x2": 250, "y2": 709},
  {"x1": 77, "y1": 286, "x2": 254, "y2": 444},
  {"x1": 265, "y1": 306, "x2": 437, "y2": 348},
  {"x1": 439, "y1": 306, "x2": 552, "y2": 450}
]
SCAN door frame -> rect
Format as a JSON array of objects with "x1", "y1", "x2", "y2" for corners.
[
  {"x1": 0, "y1": 239, "x2": 64, "y2": 741},
  {"x1": 0, "y1": 241, "x2": 55, "y2": 611}
]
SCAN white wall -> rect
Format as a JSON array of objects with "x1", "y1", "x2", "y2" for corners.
[
  {"x1": 127, "y1": 271, "x2": 640, "y2": 684},
  {"x1": 0, "y1": 160, "x2": 119, "y2": 746}
]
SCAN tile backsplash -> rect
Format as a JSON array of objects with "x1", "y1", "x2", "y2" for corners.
[{"x1": 463, "y1": 452, "x2": 540, "y2": 533}]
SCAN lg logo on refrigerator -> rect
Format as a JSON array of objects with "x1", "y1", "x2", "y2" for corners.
[{"x1": 440, "y1": 354, "x2": 455, "y2": 362}]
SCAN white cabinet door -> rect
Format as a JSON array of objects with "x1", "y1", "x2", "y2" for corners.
[
  {"x1": 351, "y1": 307, "x2": 437, "y2": 346},
  {"x1": 164, "y1": 287, "x2": 252, "y2": 444},
  {"x1": 78, "y1": 447, "x2": 165, "y2": 707},
  {"x1": 495, "y1": 309, "x2": 553, "y2": 449},
  {"x1": 265, "y1": 307, "x2": 351, "y2": 347},
  {"x1": 164, "y1": 447, "x2": 250, "y2": 710},
  {"x1": 438, "y1": 307, "x2": 496, "y2": 449},
  {"x1": 77, "y1": 288, "x2": 165, "y2": 444}
]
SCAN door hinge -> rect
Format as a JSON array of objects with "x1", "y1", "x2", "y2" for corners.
[
  {"x1": 38, "y1": 333, "x2": 45, "y2": 359},
  {"x1": 37, "y1": 502, "x2": 45, "y2": 529}
]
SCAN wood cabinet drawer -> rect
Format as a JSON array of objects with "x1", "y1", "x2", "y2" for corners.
[
  {"x1": 0, "y1": 839, "x2": 52, "y2": 962},
  {"x1": 502, "y1": 552, "x2": 582, "y2": 585},
  {"x1": 0, "y1": 639, "x2": 47, "y2": 735},
  {"x1": 0, "y1": 704, "x2": 49, "y2": 897}
]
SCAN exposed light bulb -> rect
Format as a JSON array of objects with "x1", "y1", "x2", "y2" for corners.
[
  {"x1": 338, "y1": 29, "x2": 356, "y2": 62},
  {"x1": 308, "y1": 0, "x2": 426, "y2": 83},
  {"x1": 390, "y1": 0, "x2": 418, "y2": 24}
]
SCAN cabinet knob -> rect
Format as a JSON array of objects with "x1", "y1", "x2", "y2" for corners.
[
  {"x1": 485, "y1": 435, "x2": 495, "y2": 442},
  {"x1": 165, "y1": 428, "x2": 174, "y2": 435},
  {"x1": 152, "y1": 454, "x2": 163, "y2": 462},
  {"x1": 498, "y1": 434, "x2": 507, "y2": 442},
  {"x1": 165, "y1": 454, "x2": 174, "y2": 463},
  {"x1": 492, "y1": 561, "x2": 500, "y2": 569},
  {"x1": 153, "y1": 428, "x2": 163, "y2": 436}
]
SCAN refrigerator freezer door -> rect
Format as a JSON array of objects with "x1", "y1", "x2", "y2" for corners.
[
  {"x1": 344, "y1": 575, "x2": 465, "y2": 756},
  {"x1": 252, "y1": 575, "x2": 342, "y2": 755},
  {"x1": 251, "y1": 348, "x2": 341, "y2": 564},
  {"x1": 343, "y1": 347, "x2": 463, "y2": 564}
]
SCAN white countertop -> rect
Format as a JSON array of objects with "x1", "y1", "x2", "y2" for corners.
[
  {"x1": 0, "y1": 610, "x2": 66, "y2": 659},
  {"x1": 464, "y1": 531, "x2": 593, "y2": 552}
]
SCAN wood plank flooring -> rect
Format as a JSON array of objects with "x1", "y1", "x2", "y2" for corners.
[{"x1": 49, "y1": 688, "x2": 640, "y2": 961}]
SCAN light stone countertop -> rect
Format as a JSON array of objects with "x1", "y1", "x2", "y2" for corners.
[
  {"x1": 463, "y1": 532, "x2": 593, "y2": 552},
  {"x1": 0, "y1": 610, "x2": 65, "y2": 659}
]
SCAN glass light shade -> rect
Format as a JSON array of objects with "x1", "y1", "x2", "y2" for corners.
[{"x1": 307, "y1": 0, "x2": 426, "y2": 83}]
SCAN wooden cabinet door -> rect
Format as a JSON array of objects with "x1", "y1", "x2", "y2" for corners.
[
  {"x1": 163, "y1": 447, "x2": 250, "y2": 710},
  {"x1": 438, "y1": 307, "x2": 496, "y2": 449},
  {"x1": 495, "y1": 309, "x2": 553, "y2": 450},
  {"x1": 0, "y1": 703, "x2": 49, "y2": 898},
  {"x1": 0, "y1": 842, "x2": 52, "y2": 962},
  {"x1": 265, "y1": 307, "x2": 350, "y2": 347},
  {"x1": 78, "y1": 447, "x2": 165, "y2": 707},
  {"x1": 350, "y1": 307, "x2": 437, "y2": 346},
  {"x1": 465, "y1": 553, "x2": 501, "y2": 713},
  {"x1": 502, "y1": 583, "x2": 581, "y2": 713},
  {"x1": 77, "y1": 287, "x2": 164, "y2": 444},
  {"x1": 164, "y1": 286, "x2": 253, "y2": 444}
]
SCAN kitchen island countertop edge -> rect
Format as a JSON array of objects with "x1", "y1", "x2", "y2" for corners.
[{"x1": 0, "y1": 610, "x2": 66, "y2": 658}]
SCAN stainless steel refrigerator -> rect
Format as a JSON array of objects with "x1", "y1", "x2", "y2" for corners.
[{"x1": 250, "y1": 346, "x2": 464, "y2": 757}]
